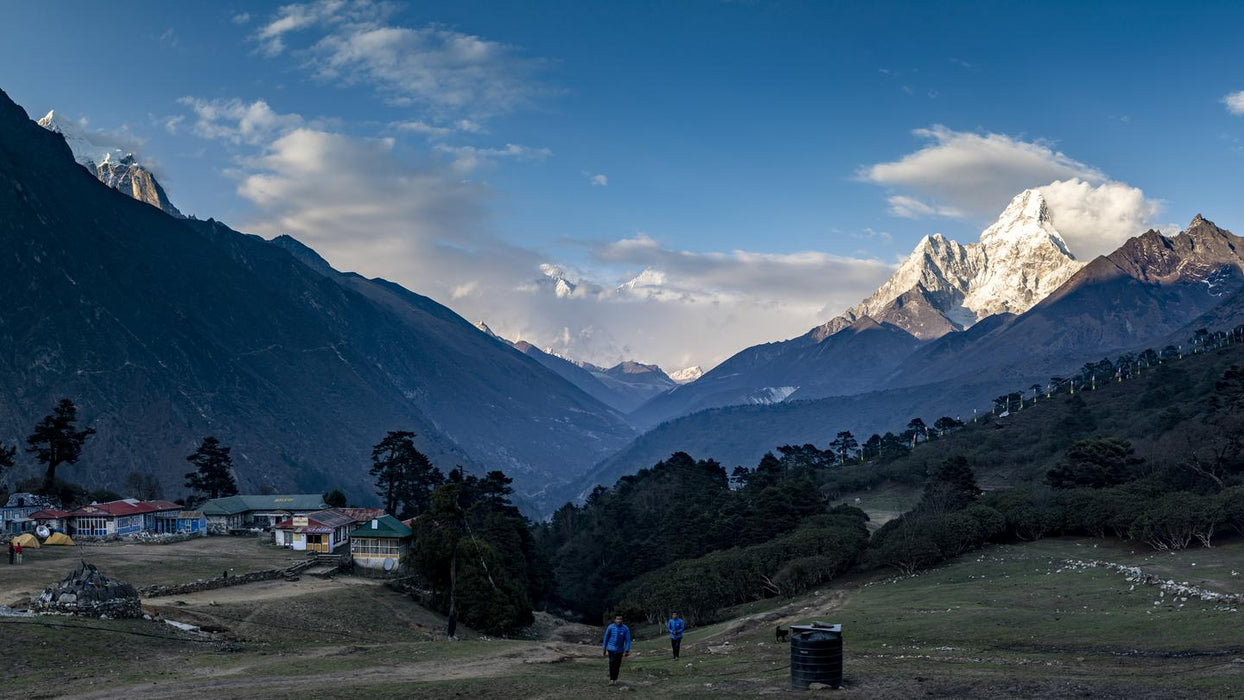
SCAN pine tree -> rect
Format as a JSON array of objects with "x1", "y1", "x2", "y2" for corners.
[
  {"x1": 0, "y1": 440, "x2": 15, "y2": 479},
  {"x1": 370, "y1": 431, "x2": 444, "y2": 518},
  {"x1": 26, "y1": 398, "x2": 95, "y2": 491},
  {"x1": 184, "y1": 436, "x2": 239, "y2": 501}
]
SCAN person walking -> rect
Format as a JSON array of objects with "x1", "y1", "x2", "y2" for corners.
[
  {"x1": 601, "y1": 614, "x2": 631, "y2": 685},
  {"x1": 446, "y1": 611, "x2": 458, "y2": 641},
  {"x1": 13, "y1": 540, "x2": 21, "y2": 565},
  {"x1": 667, "y1": 611, "x2": 686, "y2": 658}
]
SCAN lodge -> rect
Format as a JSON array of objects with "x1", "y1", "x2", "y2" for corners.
[
  {"x1": 200, "y1": 494, "x2": 327, "y2": 533},
  {"x1": 0, "y1": 493, "x2": 59, "y2": 535},
  {"x1": 28, "y1": 499, "x2": 186, "y2": 537},
  {"x1": 349, "y1": 515, "x2": 414, "y2": 575},
  {"x1": 272, "y1": 508, "x2": 382, "y2": 552}
]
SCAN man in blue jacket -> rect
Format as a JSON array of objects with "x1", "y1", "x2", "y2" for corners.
[
  {"x1": 667, "y1": 611, "x2": 686, "y2": 658},
  {"x1": 601, "y1": 614, "x2": 631, "y2": 684}
]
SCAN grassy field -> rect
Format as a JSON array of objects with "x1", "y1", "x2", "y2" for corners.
[
  {"x1": 2, "y1": 535, "x2": 1242, "y2": 698},
  {"x1": 0, "y1": 535, "x2": 305, "y2": 605}
]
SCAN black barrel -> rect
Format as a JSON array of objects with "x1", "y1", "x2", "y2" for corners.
[{"x1": 790, "y1": 622, "x2": 843, "y2": 690}]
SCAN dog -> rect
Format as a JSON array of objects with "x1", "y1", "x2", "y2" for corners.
[{"x1": 775, "y1": 625, "x2": 789, "y2": 643}]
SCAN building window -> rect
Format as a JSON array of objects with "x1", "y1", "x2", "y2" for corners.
[{"x1": 353, "y1": 538, "x2": 402, "y2": 557}]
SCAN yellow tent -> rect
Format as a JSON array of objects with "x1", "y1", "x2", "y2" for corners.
[
  {"x1": 43, "y1": 532, "x2": 74, "y2": 546},
  {"x1": 10, "y1": 533, "x2": 39, "y2": 549}
]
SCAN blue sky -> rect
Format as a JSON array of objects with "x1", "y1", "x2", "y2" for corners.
[{"x1": 3, "y1": 1, "x2": 1243, "y2": 369}]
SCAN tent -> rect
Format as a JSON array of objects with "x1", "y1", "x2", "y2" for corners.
[
  {"x1": 43, "y1": 532, "x2": 74, "y2": 546},
  {"x1": 10, "y1": 533, "x2": 39, "y2": 549}
]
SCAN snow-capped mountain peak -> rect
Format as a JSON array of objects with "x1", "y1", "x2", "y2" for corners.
[
  {"x1": 37, "y1": 109, "x2": 183, "y2": 218},
  {"x1": 826, "y1": 188, "x2": 1084, "y2": 340},
  {"x1": 669, "y1": 366, "x2": 703, "y2": 384}
]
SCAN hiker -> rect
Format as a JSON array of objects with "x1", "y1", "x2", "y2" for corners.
[
  {"x1": 601, "y1": 614, "x2": 631, "y2": 685},
  {"x1": 7, "y1": 540, "x2": 13, "y2": 565},
  {"x1": 446, "y1": 611, "x2": 458, "y2": 641},
  {"x1": 13, "y1": 541, "x2": 21, "y2": 565},
  {"x1": 667, "y1": 611, "x2": 686, "y2": 658}
]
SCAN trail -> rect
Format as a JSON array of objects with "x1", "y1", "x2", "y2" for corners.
[{"x1": 60, "y1": 640, "x2": 596, "y2": 699}]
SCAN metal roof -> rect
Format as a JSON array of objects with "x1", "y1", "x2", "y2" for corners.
[
  {"x1": 349, "y1": 514, "x2": 412, "y2": 539},
  {"x1": 273, "y1": 508, "x2": 359, "y2": 531},
  {"x1": 201, "y1": 494, "x2": 327, "y2": 516}
]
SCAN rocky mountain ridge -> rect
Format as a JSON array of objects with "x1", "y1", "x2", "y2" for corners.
[{"x1": 37, "y1": 109, "x2": 183, "y2": 217}]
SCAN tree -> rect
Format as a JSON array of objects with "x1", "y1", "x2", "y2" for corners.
[
  {"x1": 0, "y1": 440, "x2": 14, "y2": 481},
  {"x1": 370, "y1": 431, "x2": 444, "y2": 518},
  {"x1": 184, "y1": 436, "x2": 239, "y2": 501},
  {"x1": 26, "y1": 398, "x2": 95, "y2": 491},
  {"x1": 125, "y1": 472, "x2": 163, "y2": 501},
  {"x1": 906, "y1": 419, "x2": 927, "y2": 445},
  {"x1": 919, "y1": 456, "x2": 980, "y2": 514},
  {"x1": 862, "y1": 434, "x2": 882, "y2": 461},
  {"x1": 829, "y1": 431, "x2": 859, "y2": 463},
  {"x1": 323, "y1": 489, "x2": 347, "y2": 508},
  {"x1": 933, "y1": 416, "x2": 964, "y2": 437},
  {"x1": 1046, "y1": 437, "x2": 1144, "y2": 489}
]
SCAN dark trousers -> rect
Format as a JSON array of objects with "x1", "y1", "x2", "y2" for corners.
[
  {"x1": 608, "y1": 651, "x2": 624, "y2": 680},
  {"x1": 671, "y1": 638, "x2": 681, "y2": 658}
]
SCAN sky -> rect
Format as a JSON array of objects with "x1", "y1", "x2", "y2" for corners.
[{"x1": 3, "y1": 0, "x2": 1244, "y2": 371}]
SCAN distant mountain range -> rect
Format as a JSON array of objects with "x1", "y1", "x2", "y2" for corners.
[
  {"x1": 630, "y1": 189, "x2": 1084, "y2": 428},
  {"x1": 0, "y1": 90, "x2": 633, "y2": 513},
  {"x1": 563, "y1": 212, "x2": 1244, "y2": 507},
  {"x1": 475, "y1": 323, "x2": 677, "y2": 414},
  {"x1": 13, "y1": 89, "x2": 1244, "y2": 518}
]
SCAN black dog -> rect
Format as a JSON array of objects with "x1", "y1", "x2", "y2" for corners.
[{"x1": 775, "y1": 625, "x2": 789, "y2": 643}]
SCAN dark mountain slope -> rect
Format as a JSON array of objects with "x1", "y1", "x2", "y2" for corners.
[
  {"x1": 573, "y1": 219, "x2": 1244, "y2": 509},
  {"x1": 631, "y1": 317, "x2": 922, "y2": 429},
  {"x1": 0, "y1": 89, "x2": 631, "y2": 507}
]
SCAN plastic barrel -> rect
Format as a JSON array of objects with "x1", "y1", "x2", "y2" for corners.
[{"x1": 790, "y1": 623, "x2": 843, "y2": 691}]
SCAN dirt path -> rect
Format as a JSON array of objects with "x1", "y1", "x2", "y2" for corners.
[
  {"x1": 60, "y1": 640, "x2": 596, "y2": 699},
  {"x1": 695, "y1": 586, "x2": 854, "y2": 646},
  {"x1": 143, "y1": 575, "x2": 379, "y2": 607}
]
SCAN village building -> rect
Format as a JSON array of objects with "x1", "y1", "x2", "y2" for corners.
[
  {"x1": 349, "y1": 515, "x2": 414, "y2": 575},
  {"x1": 27, "y1": 508, "x2": 72, "y2": 534},
  {"x1": 1, "y1": 493, "x2": 60, "y2": 534},
  {"x1": 61, "y1": 499, "x2": 182, "y2": 537},
  {"x1": 151, "y1": 510, "x2": 208, "y2": 535},
  {"x1": 200, "y1": 494, "x2": 327, "y2": 533},
  {"x1": 272, "y1": 508, "x2": 382, "y2": 552}
]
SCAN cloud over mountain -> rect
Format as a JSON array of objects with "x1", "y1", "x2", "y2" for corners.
[{"x1": 861, "y1": 125, "x2": 1163, "y2": 258}]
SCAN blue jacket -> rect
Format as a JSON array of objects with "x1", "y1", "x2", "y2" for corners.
[
  {"x1": 602, "y1": 623, "x2": 631, "y2": 653},
  {"x1": 667, "y1": 618, "x2": 686, "y2": 639}
]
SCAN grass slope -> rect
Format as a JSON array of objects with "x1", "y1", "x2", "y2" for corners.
[{"x1": 3, "y1": 537, "x2": 1241, "y2": 698}]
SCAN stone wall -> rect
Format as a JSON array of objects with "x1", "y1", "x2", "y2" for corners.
[{"x1": 139, "y1": 559, "x2": 315, "y2": 598}]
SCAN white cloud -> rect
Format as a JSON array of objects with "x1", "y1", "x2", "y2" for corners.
[
  {"x1": 231, "y1": 126, "x2": 892, "y2": 369},
  {"x1": 584, "y1": 172, "x2": 608, "y2": 187},
  {"x1": 1036, "y1": 178, "x2": 1164, "y2": 259},
  {"x1": 394, "y1": 120, "x2": 453, "y2": 138},
  {"x1": 254, "y1": 1, "x2": 547, "y2": 120},
  {"x1": 177, "y1": 97, "x2": 304, "y2": 145},
  {"x1": 886, "y1": 195, "x2": 964, "y2": 219},
  {"x1": 1224, "y1": 90, "x2": 1244, "y2": 115},
  {"x1": 434, "y1": 142, "x2": 551, "y2": 174},
  {"x1": 487, "y1": 238, "x2": 895, "y2": 367},
  {"x1": 861, "y1": 125, "x2": 1163, "y2": 258},
  {"x1": 232, "y1": 12, "x2": 251, "y2": 25},
  {"x1": 862, "y1": 125, "x2": 1105, "y2": 216}
]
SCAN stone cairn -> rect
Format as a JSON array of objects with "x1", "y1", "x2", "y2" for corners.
[{"x1": 35, "y1": 561, "x2": 143, "y2": 618}]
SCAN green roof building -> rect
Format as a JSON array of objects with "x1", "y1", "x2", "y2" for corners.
[
  {"x1": 350, "y1": 515, "x2": 413, "y2": 575},
  {"x1": 201, "y1": 494, "x2": 327, "y2": 533}
]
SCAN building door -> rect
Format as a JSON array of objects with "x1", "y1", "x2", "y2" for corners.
[{"x1": 307, "y1": 534, "x2": 326, "y2": 552}]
